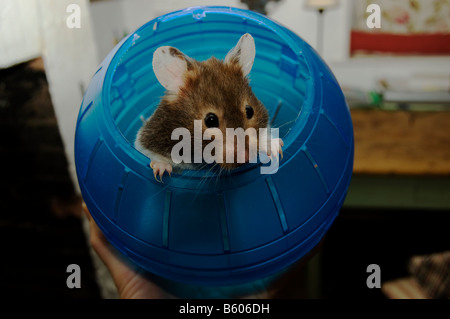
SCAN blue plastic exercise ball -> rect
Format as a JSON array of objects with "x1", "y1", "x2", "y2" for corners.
[{"x1": 75, "y1": 6, "x2": 353, "y2": 291}]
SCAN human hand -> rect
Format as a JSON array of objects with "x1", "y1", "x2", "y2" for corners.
[{"x1": 82, "y1": 203, "x2": 174, "y2": 299}]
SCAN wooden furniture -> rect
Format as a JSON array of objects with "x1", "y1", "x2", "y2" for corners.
[
  {"x1": 344, "y1": 109, "x2": 450, "y2": 210},
  {"x1": 351, "y1": 109, "x2": 450, "y2": 176}
]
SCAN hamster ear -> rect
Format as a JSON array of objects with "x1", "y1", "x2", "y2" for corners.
[
  {"x1": 153, "y1": 46, "x2": 192, "y2": 92},
  {"x1": 224, "y1": 33, "x2": 255, "y2": 77}
]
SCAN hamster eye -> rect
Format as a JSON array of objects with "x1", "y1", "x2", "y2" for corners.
[
  {"x1": 204, "y1": 113, "x2": 219, "y2": 128},
  {"x1": 245, "y1": 105, "x2": 254, "y2": 119}
]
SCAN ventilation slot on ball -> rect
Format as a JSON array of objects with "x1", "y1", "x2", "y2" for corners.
[
  {"x1": 266, "y1": 176, "x2": 289, "y2": 233},
  {"x1": 218, "y1": 193, "x2": 231, "y2": 252},
  {"x1": 162, "y1": 190, "x2": 171, "y2": 248},
  {"x1": 302, "y1": 147, "x2": 330, "y2": 195}
]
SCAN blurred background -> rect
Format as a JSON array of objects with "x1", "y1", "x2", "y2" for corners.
[{"x1": 0, "y1": 0, "x2": 449, "y2": 299}]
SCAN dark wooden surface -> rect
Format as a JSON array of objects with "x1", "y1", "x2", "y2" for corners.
[
  {"x1": 351, "y1": 109, "x2": 450, "y2": 176},
  {"x1": 0, "y1": 59, "x2": 101, "y2": 299}
]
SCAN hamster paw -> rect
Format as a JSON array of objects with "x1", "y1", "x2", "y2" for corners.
[
  {"x1": 150, "y1": 161, "x2": 172, "y2": 183},
  {"x1": 268, "y1": 138, "x2": 284, "y2": 162}
]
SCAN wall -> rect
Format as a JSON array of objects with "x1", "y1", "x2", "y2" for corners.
[
  {"x1": 267, "y1": 0, "x2": 352, "y2": 62},
  {"x1": 90, "y1": 0, "x2": 247, "y2": 63},
  {"x1": 268, "y1": 0, "x2": 450, "y2": 91},
  {"x1": 0, "y1": 0, "x2": 42, "y2": 68},
  {"x1": 329, "y1": 56, "x2": 450, "y2": 92},
  {"x1": 39, "y1": 0, "x2": 99, "y2": 190}
]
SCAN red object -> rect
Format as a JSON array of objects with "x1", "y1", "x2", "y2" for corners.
[{"x1": 351, "y1": 30, "x2": 450, "y2": 55}]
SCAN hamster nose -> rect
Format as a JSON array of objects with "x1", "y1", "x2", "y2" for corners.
[{"x1": 224, "y1": 141, "x2": 249, "y2": 164}]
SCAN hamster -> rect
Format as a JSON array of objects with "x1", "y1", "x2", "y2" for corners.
[{"x1": 135, "y1": 33, "x2": 283, "y2": 182}]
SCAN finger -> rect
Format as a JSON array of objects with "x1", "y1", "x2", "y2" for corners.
[{"x1": 83, "y1": 203, "x2": 135, "y2": 282}]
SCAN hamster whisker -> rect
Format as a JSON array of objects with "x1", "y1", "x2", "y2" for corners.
[{"x1": 274, "y1": 119, "x2": 296, "y2": 130}]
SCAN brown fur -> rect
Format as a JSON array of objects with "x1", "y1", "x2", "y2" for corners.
[{"x1": 138, "y1": 56, "x2": 269, "y2": 169}]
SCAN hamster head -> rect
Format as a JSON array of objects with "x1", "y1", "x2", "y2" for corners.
[{"x1": 152, "y1": 33, "x2": 269, "y2": 170}]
